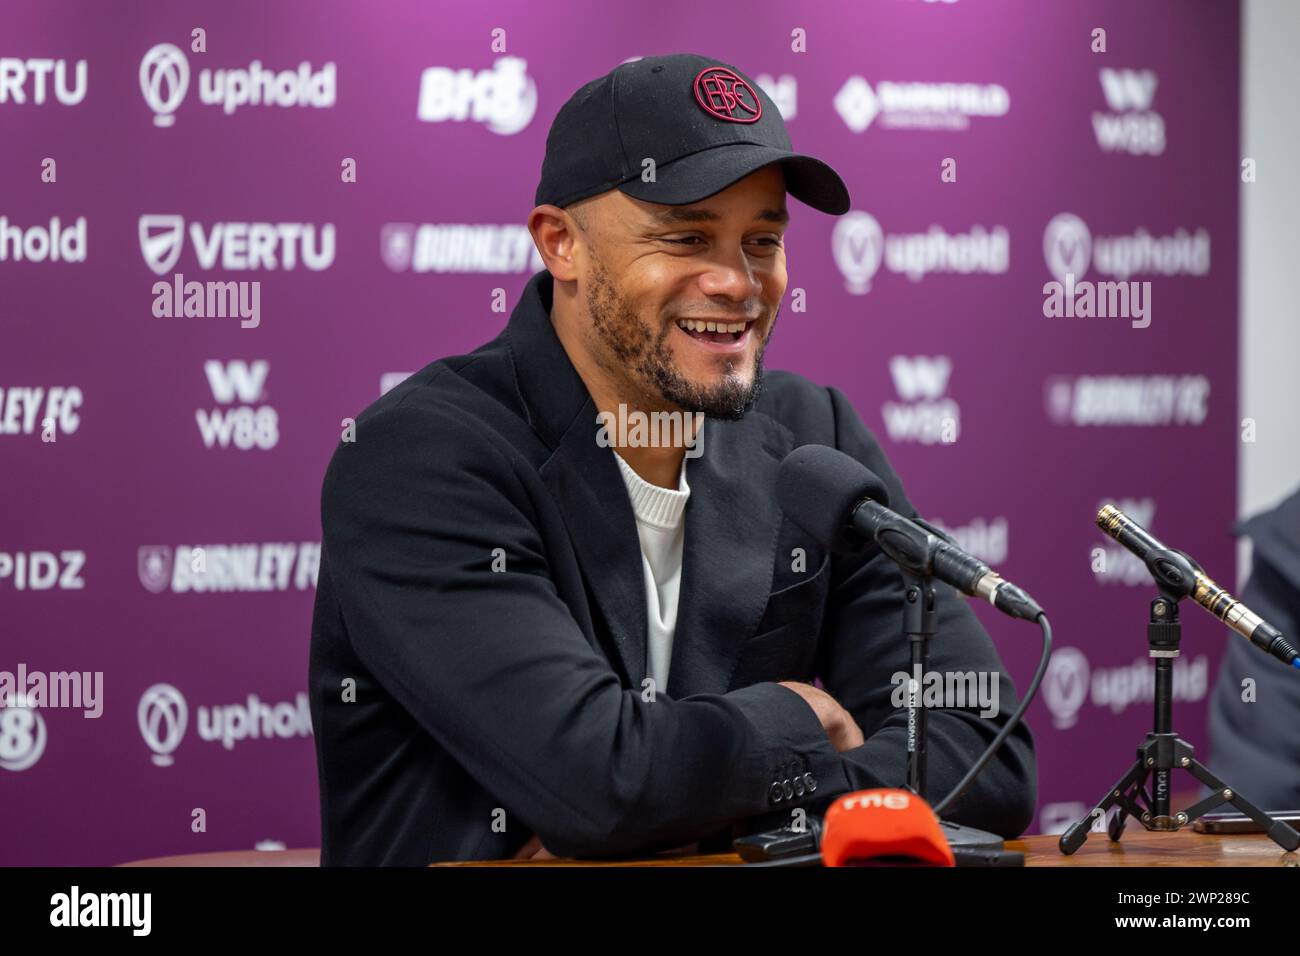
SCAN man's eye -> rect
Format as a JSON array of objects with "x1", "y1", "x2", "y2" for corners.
[{"x1": 663, "y1": 237, "x2": 782, "y2": 246}]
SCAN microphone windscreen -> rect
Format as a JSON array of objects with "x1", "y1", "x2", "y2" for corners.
[
  {"x1": 777, "y1": 444, "x2": 890, "y2": 554},
  {"x1": 820, "y1": 788, "x2": 956, "y2": 867}
]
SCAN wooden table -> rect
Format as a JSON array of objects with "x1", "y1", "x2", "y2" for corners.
[
  {"x1": 432, "y1": 830, "x2": 1300, "y2": 866},
  {"x1": 1013, "y1": 829, "x2": 1300, "y2": 867},
  {"x1": 112, "y1": 830, "x2": 1299, "y2": 867}
]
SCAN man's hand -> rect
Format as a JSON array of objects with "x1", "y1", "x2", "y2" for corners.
[{"x1": 777, "y1": 681, "x2": 865, "y2": 752}]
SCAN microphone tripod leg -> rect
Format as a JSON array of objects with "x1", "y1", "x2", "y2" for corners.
[
  {"x1": 1059, "y1": 759, "x2": 1148, "y2": 855},
  {"x1": 1177, "y1": 757, "x2": 1300, "y2": 852}
]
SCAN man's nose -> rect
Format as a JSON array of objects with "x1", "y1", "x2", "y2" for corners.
[{"x1": 697, "y1": 244, "x2": 766, "y2": 302}]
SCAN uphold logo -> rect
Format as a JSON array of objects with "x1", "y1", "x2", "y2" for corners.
[
  {"x1": 138, "y1": 683, "x2": 187, "y2": 767},
  {"x1": 137, "y1": 683, "x2": 313, "y2": 765},
  {"x1": 1042, "y1": 213, "x2": 1091, "y2": 283},
  {"x1": 139, "y1": 43, "x2": 189, "y2": 127},
  {"x1": 139, "y1": 42, "x2": 336, "y2": 127},
  {"x1": 831, "y1": 212, "x2": 883, "y2": 294},
  {"x1": 1042, "y1": 211, "x2": 1210, "y2": 282},
  {"x1": 832, "y1": 210, "x2": 1008, "y2": 295},
  {"x1": 1043, "y1": 647, "x2": 1090, "y2": 730}
]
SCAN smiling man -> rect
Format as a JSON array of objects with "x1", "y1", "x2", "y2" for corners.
[{"x1": 309, "y1": 53, "x2": 1036, "y2": 865}]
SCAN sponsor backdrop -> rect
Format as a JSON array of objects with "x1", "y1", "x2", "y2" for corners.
[{"x1": 1, "y1": 0, "x2": 1240, "y2": 864}]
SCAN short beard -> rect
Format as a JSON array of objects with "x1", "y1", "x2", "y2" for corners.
[{"x1": 583, "y1": 256, "x2": 771, "y2": 421}]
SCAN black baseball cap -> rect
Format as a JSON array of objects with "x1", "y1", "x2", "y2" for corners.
[{"x1": 534, "y1": 53, "x2": 851, "y2": 216}]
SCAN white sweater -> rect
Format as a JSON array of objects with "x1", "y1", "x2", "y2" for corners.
[{"x1": 612, "y1": 450, "x2": 691, "y2": 694}]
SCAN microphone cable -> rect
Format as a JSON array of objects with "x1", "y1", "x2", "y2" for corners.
[{"x1": 933, "y1": 611, "x2": 1052, "y2": 817}]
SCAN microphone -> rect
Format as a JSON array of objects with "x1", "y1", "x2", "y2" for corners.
[
  {"x1": 777, "y1": 444, "x2": 1043, "y2": 622},
  {"x1": 1097, "y1": 504, "x2": 1300, "y2": 668},
  {"x1": 819, "y1": 788, "x2": 955, "y2": 866}
]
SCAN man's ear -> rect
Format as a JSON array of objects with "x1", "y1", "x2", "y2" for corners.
[{"x1": 528, "y1": 205, "x2": 582, "y2": 282}]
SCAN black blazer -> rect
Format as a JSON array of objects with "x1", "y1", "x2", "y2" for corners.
[{"x1": 309, "y1": 268, "x2": 1037, "y2": 865}]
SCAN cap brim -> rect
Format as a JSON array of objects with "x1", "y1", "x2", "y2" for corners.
[{"x1": 617, "y1": 143, "x2": 851, "y2": 215}]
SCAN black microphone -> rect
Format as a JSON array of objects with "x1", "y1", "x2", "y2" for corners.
[
  {"x1": 777, "y1": 445, "x2": 1043, "y2": 622},
  {"x1": 1097, "y1": 504, "x2": 1299, "y2": 668}
]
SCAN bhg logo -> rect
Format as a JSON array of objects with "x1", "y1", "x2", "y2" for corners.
[
  {"x1": 139, "y1": 43, "x2": 189, "y2": 127},
  {"x1": 138, "y1": 683, "x2": 187, "y2": 767},
  {"x1": 417, "y1": 56, "x2": 536, "y2": 135}
]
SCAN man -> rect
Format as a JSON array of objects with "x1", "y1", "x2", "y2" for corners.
[
  {"x1": 310, "y1": 53, "x2": 1036, "y2": 865},
  {"x1": 1208, "y1": 487, "x2": 1300, "y2": 808}
]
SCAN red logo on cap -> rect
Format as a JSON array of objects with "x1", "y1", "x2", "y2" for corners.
[{"x1": 694, "y1": 67, "x2": 762, "y2": 124}]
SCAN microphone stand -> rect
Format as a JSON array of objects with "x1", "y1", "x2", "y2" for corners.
[
  {"x1": 1059, "y1": 548, "x2": 1300, "y2": 854},
  {"x1": 738, "y1": 509, "x2": 1024, "y2": 862},
  {"x1": 735, "y1": 568, "x2": 1006, "y2": 865},
  {"x1": 896, "y1": 521, "x2": 1004, "y2": 850},
  {"x1": 900, "y1": 568, "x2": 936, "y2": 798}
]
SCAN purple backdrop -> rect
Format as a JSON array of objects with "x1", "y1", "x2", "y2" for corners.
[{"x1": 0, "y1": 0, "x2": 1240, "y2": 865}]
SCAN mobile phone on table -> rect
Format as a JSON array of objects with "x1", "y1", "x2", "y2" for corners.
[{"x1": 1192, "y1": 810, "x2": 1300, "y2": 834}]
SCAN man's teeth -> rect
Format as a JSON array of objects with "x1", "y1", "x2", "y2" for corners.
[{"x1": 676, "y1": 319, "x2": 748, "y2": 333}]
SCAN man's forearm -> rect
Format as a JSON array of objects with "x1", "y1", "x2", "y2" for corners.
[{"x1": 550, "y1": 681, "x2": 853, "y2": 858}]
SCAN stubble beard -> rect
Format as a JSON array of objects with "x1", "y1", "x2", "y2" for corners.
[{"x1": 583, "y1": 255, "x2": 772, "y2": 421}]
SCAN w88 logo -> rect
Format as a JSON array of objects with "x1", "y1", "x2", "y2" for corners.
[{"x1": 0, "y1": 704, "x2": 47, "y2": 772}]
